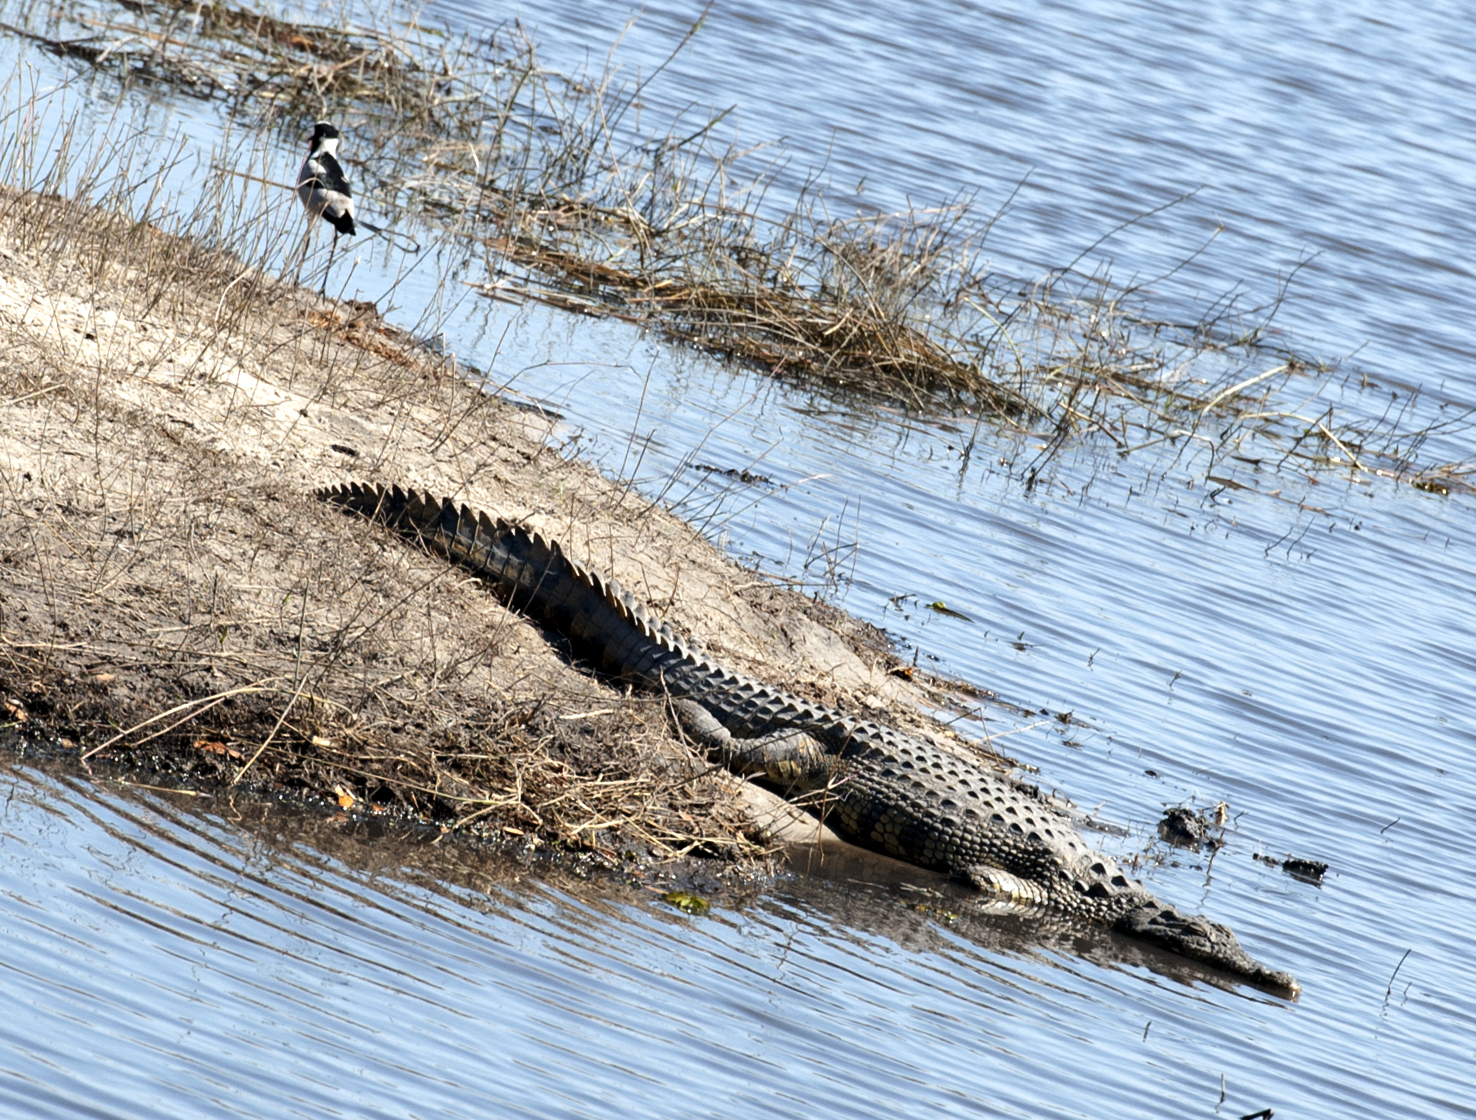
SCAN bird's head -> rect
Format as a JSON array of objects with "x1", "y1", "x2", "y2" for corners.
[{"x1": 307, "y1": 121, "x2": 341, "y2": 152}]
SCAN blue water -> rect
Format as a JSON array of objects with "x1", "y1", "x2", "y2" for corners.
[
  {"x1": 2, "y1": 0, "x2": 1475, "y2": 1116},
  {"x1": 2, "y1": 761, "x2": 1467, "y2": 1120},
  {"x1": 478, "y1": 0, "x2": 1476, "y2": 416}
]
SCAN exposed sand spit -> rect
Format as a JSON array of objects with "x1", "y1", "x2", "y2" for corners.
[{"x1": 0, "y1": 187, "x2": 950, "y2": 875}]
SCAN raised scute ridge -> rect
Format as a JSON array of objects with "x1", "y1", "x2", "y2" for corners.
[{"x1": 316, "y1": 481, "x2": 1299, "y2": 996}]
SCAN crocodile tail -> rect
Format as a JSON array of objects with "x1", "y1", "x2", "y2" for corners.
[
  {"x1": 316, "y1": 482, "x2": 696, "y2": 686},
  {"x1": 317, "y1": 483, "x2": 857, "y2": 734}
]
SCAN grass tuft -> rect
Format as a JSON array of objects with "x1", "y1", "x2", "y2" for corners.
[{"x1": 1, "y1": 0, "x2": 1467, "y2": 491}]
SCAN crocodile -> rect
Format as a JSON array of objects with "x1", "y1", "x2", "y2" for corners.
[{"x1": 319, "y1": 481, "x2": 1299, "y2": 996}]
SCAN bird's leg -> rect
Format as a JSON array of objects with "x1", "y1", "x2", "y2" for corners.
[
  {"x1": 321, "y1": 230, "x2": 338, "y2": 297},
  {"x1": 293, "y1": 225, "x2": 313, "y2": 289}
]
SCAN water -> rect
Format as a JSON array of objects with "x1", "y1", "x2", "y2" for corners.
[
  {"x1": 0, "y1": 760, "x2": 1455, "y2": 1120},
  {"x1": 3, "y1": 0, "x2": 1476, "y2": 1115},
  {"x1": 469, "y1": 0, "x2": 1476, "y2": 410}
]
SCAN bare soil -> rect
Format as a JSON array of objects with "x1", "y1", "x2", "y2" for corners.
[{"x1": 0, "y1": 186, "x2": 960, "y2": 876}]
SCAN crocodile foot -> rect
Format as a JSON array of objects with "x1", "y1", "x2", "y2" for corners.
[
  {"x1": 671, "y1": 698, "x2": 832, "y2": 787},
  {"x1": 962, "y1": 864, "x2": 1052, "y2": 907}
]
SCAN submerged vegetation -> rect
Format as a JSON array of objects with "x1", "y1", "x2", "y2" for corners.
[{"x1": 0, "y1": 0, "x2": 1469, "y2": 493}]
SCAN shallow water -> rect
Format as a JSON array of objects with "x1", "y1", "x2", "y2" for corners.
[
  {"x1": 1, "y1": 759, "x2": 1460, "y2": 1120},
  {"x1": 3, "y1": 0, "x2": 1476, "y2": 1116},
  {"x1": 468, "y1": 0, "x2": 1476, "y2": 415}
]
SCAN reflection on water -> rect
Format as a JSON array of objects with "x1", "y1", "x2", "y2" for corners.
[{"x1": 5, "y1": 758, "x2": 1462, "y2": 1120}]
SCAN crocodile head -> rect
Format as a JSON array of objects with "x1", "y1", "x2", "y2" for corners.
[{"x1": 1115, "y1": 900, "x2": 1300, "y2": 998}]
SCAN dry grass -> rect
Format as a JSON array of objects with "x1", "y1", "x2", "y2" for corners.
[
  {"x1": 1, "y1": 0, "x2": 1468, "y2": 493},
  {"x1": 0, "y1": 183, "x2": 714, "y2": 858},
  {"x1": 0, "y1": 0, "x2": 1466, "y2": 875},
  {"x1": 0, "y1": 112, "x2": 968, "y2": 867}
]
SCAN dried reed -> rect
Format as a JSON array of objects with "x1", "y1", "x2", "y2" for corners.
[
  {"x1": 0, "y1": 87, "x2": 764, "y2": 865},
  {"x1": 1, "y1": 0, "x2": 1466, "y2": 491}
]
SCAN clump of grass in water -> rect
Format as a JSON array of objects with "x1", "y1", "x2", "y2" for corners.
[{"x1": 5, "y1": 0, "x2": 1470, "y2": 493}]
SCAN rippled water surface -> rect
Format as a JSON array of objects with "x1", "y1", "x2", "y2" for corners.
[
  {"x1": 0, "y1": 761, "x2": 1465, "y2": 1120},
  {"x1": 3, "y1": 0, "x2": 1475, "y2": 1116}
]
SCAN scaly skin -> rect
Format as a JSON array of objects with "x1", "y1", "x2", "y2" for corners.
[{"x1": 319, "y1": 482, "x2": 1299, "y2": 996}]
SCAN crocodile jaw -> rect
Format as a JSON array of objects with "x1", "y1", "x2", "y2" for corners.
[{"x1": 1115, "y1": 901, "x2": 1300, "y2": 998}]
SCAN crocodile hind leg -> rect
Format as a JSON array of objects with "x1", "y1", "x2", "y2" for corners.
[{"x1": 671, "y1": 698, "x2": 835, "y2": 789}]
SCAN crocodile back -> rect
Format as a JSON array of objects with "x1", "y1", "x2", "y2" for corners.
[{"x1": 315, "y1": 481, "x2": 1301, "y2": 996}]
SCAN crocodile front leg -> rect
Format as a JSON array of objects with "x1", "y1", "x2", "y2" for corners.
[{"x1": 962, "y1": 864, "x2": 1054, "y2": 906}]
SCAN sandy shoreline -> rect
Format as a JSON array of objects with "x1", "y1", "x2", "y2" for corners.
[{"x1": 0, "y1": 185, "x2": 975, "y2": 880}]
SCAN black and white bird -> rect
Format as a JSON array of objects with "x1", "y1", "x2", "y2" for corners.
[{"x1": 296, "y1": 121, "x2": 356, "y2": 291}]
